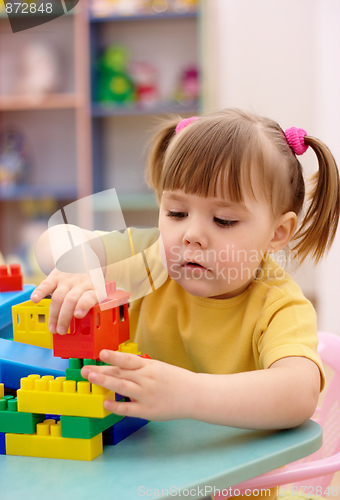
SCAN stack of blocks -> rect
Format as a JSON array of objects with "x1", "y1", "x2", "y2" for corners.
[
  {"x1": 0, "y1": 277, "x2": 149, "y2": 460},
  {"x1": 0, "y1": 263, "x2": 36, "y2": 339}
]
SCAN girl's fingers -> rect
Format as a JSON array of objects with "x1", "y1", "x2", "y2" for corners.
[
  {"x1": 55, "y1": 288, "x2": 95, "y2": 334},
  {"x1": 103, "y1": 398, "x2": 141, "y2": 418},
  {"x1": 31, "y1": 277, "x2": 56, "y2": 303},
  {"x1": 48, "y1": 286, "x2": 71, "y2": 334},
  {"x1": 81, "y1": 363, "x2": 141, "y2": 384},
  {"x1": 74, "y1": 290, "x2": 99, "y2": 318},
  {"x1": 81, "y1": 364, "x2": 118, "y2": 379},
  {"x1": 87, "y1": 370, "x2": 139, "y2": 400},
  {"x1": 99, "y1": 350, "x2": 145, "y2": 370}
]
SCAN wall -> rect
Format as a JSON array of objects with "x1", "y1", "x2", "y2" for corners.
[
  {"x1": 313, "y1": 1, "x2": 340, "y2": 334},
  {"x1": 202, "y1": 0, "x2": 340, "y2": 333}
]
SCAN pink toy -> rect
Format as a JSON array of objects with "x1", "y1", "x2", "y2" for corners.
[
  {"x1": 175, "y1": 66, "x2": 199, "y2": 104},
  {"x1": 213, "y1": 331, "x2": 340, "y2": 499},
  {"x1": 285, "y1": 127, "x2": 309, "y2": 155}
]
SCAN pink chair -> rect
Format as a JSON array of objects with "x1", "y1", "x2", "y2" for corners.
[{"x1": 214, "y1": 331, "x2": 340, "y2": 498}]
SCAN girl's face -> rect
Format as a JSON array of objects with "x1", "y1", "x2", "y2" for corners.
[{"x1": 158, "y1": 188, "x2": 279, "y2": 299}]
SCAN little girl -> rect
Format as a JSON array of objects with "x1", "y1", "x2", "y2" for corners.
[{"x1": 32, "y1": 109, "x2": 340, "y2": 500}]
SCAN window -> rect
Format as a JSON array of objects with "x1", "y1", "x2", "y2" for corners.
[{"x1": 119, "y1": 305, "x2": 125, "y2": 322}]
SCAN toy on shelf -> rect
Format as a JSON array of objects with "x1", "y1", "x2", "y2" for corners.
[
  {"x1": 90, "y1": 0, "x2": 197, "y2": 16},
  {"x1": 97, "y1": 45, "x2": 136, "y2": 105},
  {"x1": 130, "y1": 61, "x2": 159, "y2": 107},
  {"x1": 0, "y1": 264, "x2": 23, "y2": 293},
  {"x1": 174, "y1": 65, "x2": 199, "y2": 105},
  {"x1": 0, "y1": 129, "x2": 31, "y2": 188},
  {"x1": 91, "y1": 0, "x2": 150, "y2": 17},
  {"x1": 168, "y1": 0, "x2": 197, "y2": 12},
  {"x1": 150, "y1": 0, "x2": 168, "y2": 13},
  {"x1": 0, "y1": 280, "x2": 149, "y2": 460},
  {"x1": 16, "y1": 41, "x2": 61, "y2": 97}
]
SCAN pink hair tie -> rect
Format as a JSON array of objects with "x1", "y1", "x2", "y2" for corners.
[
  {"x1": 175, "y1": 116, "x2": 198, "y2": 134},
  {"x1": 285, "y1": 127, "x2": 309, "y2": 155}
]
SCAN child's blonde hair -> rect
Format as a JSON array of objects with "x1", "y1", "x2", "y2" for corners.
[{"x1": 146, "y1": 109, "x2": 340, "y2": 264}]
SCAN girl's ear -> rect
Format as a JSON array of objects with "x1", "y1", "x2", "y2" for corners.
[{"x1": 268, "y1": 212, "x2": 297, "y2": 253}]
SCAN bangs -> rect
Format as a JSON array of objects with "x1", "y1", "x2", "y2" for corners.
[{"x1": 161, "y1": 114, "x2": 268, "y2": 204}]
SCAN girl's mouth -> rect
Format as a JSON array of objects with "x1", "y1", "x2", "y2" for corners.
[{"x1": 184, "y1": 262, "x2": 205, "y2": 269}]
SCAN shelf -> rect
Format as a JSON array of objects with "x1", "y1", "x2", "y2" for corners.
[
  {"x1": 0, "y1": 94, "x2": 83, "y2": 111},
  {"x1": 0, "y1": 185, "x2": 78, "y2": 201},
  {"x1": 93, "y1": 192, "x2": 158, "y2": 211},
  {"x1": 92, "y1": 100, "x2": 199, "y2": 117},
  {"x1": 89, "y1": 10, "x2": 197, "y2": 23}
]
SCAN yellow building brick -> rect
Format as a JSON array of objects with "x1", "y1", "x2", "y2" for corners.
[
  {"x1": 118, "y1": 341, "x2": 141, "y2": 355},
  {"x1": 6, "y1": 419, "x2": 103, "y2": 460},
  {"x1": 12, "y1": 299, "x2": 54, "y2": 349},
  {"x1": 17, "y1": 375, "x2": 114, "y2": 418}
]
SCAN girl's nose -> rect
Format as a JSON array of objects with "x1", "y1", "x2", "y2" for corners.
[{"x1": 183, "y1": 224, "x2": 207, "y2": 247}]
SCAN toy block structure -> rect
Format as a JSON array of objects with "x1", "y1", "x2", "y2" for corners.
[
  {"x1": 0, "y1": 264, "x2": 23, "y2": 292},
  {"x1": 119, "y1": 341, "x2": 141, "y2": 355},
  {"x1": 0, "y1": 395, "x2": 45, "y2": 434},
  {"x1": 17, "y1": 374, "x2": 113, "y2": 419},
  {"x1": 12, "y1": 298, "x2": 54, "y2": 349},
  {"x1": 0, "y1": 283, "x2": 36, "y2": 339},
  {"x1": 0, "y1": 337, "x2": 68, "y2": 390},
  {"x1": 103, "y1": 416, "x2": 148, "y2": 445},
  {"x1": 53, "y1": 282, "x2": 131, "y2": 360},
  {"x1": 6, "y1": 419, "x2": 103, "y2": 460},
  {"x1": 0, "y1": 280, "x2": 150, "y2": 461},
  {"x1": 59, "y1": 411, "x2": 125, "y2": 439},
  {"x1": 0, "y1": 432, "x2": 5, "y2": 455}
]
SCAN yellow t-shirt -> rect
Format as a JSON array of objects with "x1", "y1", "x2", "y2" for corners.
[{"x1": 99, "y1": 227, "x2": 325, "y2": 391}]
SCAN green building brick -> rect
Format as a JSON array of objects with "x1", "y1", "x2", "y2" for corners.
[
  {"x1": 0, "y1": 396, "x2": 45, "y2": 434},
  {"x1": 60, "y1": 411, "x2": 125, "y2": 439},
  {"x1": 66, "y1": 358, "x2": 108, "y2": 383}
]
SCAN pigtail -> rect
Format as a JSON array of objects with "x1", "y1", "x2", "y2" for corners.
[
  {"x1": 145, "y1": 117, "x2": 181, "y2": 203},
  {"x1": 292, "y1": 136, "x2": 340, "y2": 263}
]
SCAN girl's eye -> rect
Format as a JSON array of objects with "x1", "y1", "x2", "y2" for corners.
[
  {"x1": 166, "y1": 211, "x2": 187, "y2": 219},
  {"x1": 214, "y1": 217, "x2": 238, "y2": 228}
]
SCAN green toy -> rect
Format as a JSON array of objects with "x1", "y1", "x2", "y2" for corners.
[{"x1": 97, "y1": 45, "x2": 136, "y2": 104}]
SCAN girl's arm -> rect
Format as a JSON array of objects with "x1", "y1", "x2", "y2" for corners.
[
  {"x1": 81, "y1": 351, "x2": 320, "y2": 430},
  {"x1": 31, "y1": 224, "x2": 106, "y2": 334}
]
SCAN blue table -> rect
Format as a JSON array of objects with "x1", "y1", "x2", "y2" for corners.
[{"x1": 0, "y1": 418, "x2": 322, "y2": 500}]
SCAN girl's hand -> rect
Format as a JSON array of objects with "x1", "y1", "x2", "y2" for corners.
[
  {"x1": 81, "y1": 350, "x2": 196, "y2": 421},
  {"x1": 30, "y1": 268, "x2": 98, "y2": 335}
]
